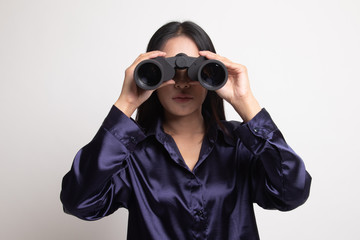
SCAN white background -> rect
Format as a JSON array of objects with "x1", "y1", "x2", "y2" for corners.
[{"x1": 1, "y1": 0, "x2": 359, "y2": 239}]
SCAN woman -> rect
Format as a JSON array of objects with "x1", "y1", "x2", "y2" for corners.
[{"x1": 61, "y1": 21, "x2": 311, "y2": 240}]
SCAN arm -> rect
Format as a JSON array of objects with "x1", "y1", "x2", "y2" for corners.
[
  {"x1": 236, "y1": 109, "x2": 311, "y2": 210},
  {"x1": 60, "y1": 106, "x2": 146, "y2": 220},
  {"x1": 60, "y1": 51, "x2": 167, "y2": 220},
  {"x1": 200, "y1": 51, "x2": 311, "y2": 210}
]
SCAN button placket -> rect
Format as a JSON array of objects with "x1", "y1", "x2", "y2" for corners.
[{"x1": 188, "y1": 174, "x2": 207, "y2": 239}]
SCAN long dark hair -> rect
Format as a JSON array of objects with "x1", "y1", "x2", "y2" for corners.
[{"x1": 136, "y1": 21, "x2": 226, "y2": 132}]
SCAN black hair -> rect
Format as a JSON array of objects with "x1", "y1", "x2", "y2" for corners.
[{"x1": 135, "y1": 21, "x2": 226, "y2": 132}]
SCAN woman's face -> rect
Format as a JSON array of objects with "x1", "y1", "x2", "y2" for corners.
[{"x1": 156, "y1": 36, "x2": 208, "y2": 119}]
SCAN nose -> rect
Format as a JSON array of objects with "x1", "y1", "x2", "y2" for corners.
[{"x1": 174, "y1": 70, "x2": 191, "y2": 89}]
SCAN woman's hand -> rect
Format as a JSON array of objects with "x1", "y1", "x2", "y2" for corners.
[
  {"x1": 114, "y1": 51, "x2": 174, "y2": 117},
  {"x1": 199, "y1": 51, "x2": 262, "y2": 122}
]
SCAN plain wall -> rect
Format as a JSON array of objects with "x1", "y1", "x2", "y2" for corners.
[{"x1": 1, "y1": 0, "x2": 359, "y2": 239}]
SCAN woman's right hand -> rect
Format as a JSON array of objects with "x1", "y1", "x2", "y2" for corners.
[{"x1": 114, "y1": 51, "x2": 171, "y2": 117}]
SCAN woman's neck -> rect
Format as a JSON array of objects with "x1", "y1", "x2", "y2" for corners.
[{"x1": 162, "y1": 111, "x2": 205, "y2": 136}]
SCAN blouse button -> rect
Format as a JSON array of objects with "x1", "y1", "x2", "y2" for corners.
[{"x1": 195, "y1": 210, "x2": 204, "y2": 217}]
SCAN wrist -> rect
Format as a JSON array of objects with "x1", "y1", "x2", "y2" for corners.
[
  {"x1": 230, "y1": 93, "x2": 261, "y2": 122},
  {"x1": 114, "y1": 97, "x2": 138, "y2": 118}
]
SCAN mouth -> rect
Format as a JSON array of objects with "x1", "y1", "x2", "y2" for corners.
[{"x1": 172, "y1": 94, "x2": 193, "y2": 103}]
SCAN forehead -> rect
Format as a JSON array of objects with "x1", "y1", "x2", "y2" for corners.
[{"x1": 161, "y1": 36, "x2": 200, "y2": 58}]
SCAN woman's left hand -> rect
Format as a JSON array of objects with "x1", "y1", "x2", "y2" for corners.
[{"x1": 199, "y1": 51, "x2": 262, "y2": 122}]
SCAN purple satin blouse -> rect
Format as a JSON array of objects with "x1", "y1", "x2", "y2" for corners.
[{"x1": 60, "y1": 106, "x2": 311, "y2": 240}]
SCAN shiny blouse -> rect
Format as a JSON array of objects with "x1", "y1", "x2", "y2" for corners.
[{"x1": 60, "y1": 106, "x2": 311, "y2": 240}]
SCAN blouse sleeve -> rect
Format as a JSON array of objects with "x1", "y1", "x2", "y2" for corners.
[
  {"x1": 235, "y1": 108, "x2": 311, "y2": 211},
  {"x1": 60, "y1": 106, "x2": 146, "y2": 220}
]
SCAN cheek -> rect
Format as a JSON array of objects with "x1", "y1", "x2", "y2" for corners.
[
  {"x1": 197, "y1": 88, "x2": 208, "y2": 104},
  {"x1": 156, "y1": 87, "x2": 171, "y2": 107}
]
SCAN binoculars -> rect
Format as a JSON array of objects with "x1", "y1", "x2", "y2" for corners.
[{"x1": 134, "y1": 53, "x2": 228, "y2": 91}]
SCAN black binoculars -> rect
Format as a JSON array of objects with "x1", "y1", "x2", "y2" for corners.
[{"x1": 134, "y1": 53, "x2": 228, "y2": 90}]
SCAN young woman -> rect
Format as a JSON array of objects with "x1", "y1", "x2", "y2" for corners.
[{"x1": 61, "y1": 21, "x2": 311, "y2": 240}]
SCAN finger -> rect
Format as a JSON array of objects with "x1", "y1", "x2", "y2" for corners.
[
  {"x1": 199, "y1": 51, "x2": 246, "y2": 73},
  {"x1": 143, "y1": 50, "x2": 167, "y2": 60},
  {"x1": 140, "y1": 50, "x2": 166, "y2": 58},
  {"x1": 199, "y1": 51, "x2": 227, "y2": 61},
  {"x1": 199, "y1": 51, "x2": 232, "y2": 66},
  {"x1": 199, "y1": 50, "x2": 219, "y2": 60},
  {"x1": 132, "y1": 51, "x2": 167, "y2": 67}
]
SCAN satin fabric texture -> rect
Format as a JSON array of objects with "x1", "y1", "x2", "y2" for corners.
[{"x1": 61, "y1": 106, "x2": 311, "y2": 240}]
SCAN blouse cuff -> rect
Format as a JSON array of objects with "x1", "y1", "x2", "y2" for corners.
[
  {"x1": 102, "y1": 105, "x2": 146, "y2": 151},
  {"x1": 235, "y1": 108, "x2": 278, "y2": 152}
]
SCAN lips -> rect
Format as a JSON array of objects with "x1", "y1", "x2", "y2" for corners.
[{"x1": 172, "y1": 94, "x2": 193, "y2": 103}]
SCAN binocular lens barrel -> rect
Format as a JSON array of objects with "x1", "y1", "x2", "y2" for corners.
[
  {"x1": 198, "y1": 62, "x2": 227, "y2": 91},
  {"x1": 135, "y1": 62, "x2": 163, "y2": 89}
]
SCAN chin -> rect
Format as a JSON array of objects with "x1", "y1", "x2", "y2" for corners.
[{"x1": 164, "y1": 107, "x2": 201, "y2": 118}]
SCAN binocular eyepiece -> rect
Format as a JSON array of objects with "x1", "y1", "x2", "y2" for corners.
[{"x1": 134, "y1": 53, "x2": 228, "y2": 91}]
